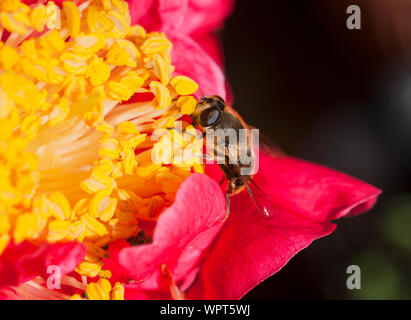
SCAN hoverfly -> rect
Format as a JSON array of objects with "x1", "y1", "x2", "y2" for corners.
[{"x1": 190, "y1": 95, "x2": 275, "y2": 218}]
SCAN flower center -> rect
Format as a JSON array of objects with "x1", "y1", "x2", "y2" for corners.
[{"x1": 0, "y1": 0, "x2": 202, "y2": 299}]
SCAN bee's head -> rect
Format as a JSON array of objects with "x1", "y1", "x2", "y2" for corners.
[{"x1": 191, "y1": 95, "x2": 226, "y2": 129}]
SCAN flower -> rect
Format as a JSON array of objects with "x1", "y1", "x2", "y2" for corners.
[
  {"x1": 125, "y1": 0, "x2": 233, "y2": 100},
  {"x1": 126, "y1": 0, "x2": 234, "y2": 64},
  {"x1": 100, "y1": 153, "x2": 380, "y2": 300},
  {"x1": 187, "y1": 153, "x2": 381, "y2": 299},
  {"x1": 102, "y1": 172, "x2": 227, "y2": 299},
  {"x1": 0, "y1": 0, "x2": 209, "y2": 299},
  {"x1": 0, "y1": 0, "x2": 381, "y2": 300}
]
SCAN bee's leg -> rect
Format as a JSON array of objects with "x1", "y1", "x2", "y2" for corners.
[
  {"x1": 197, "y1": 130, "x2": 206, "y2": 139},
  {"x1": 219, "y1": 176, "x2": 226, "y2": 186},
  {"x1": 200, "y1": 154, "x2": 216, "y2": 166},
  {"x1": 219, "y1": 185, "x2": 231, "y2": 223},
  {"x1": 225, "y1": 192, "x2": 230, "y2": 217},
  {"x1": 201, "y1": 154, "x2": 213, "y2": 160}
]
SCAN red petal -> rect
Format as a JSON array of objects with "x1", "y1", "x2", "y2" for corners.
[
  {"x1": 254, "y1": 154, "x2": 381, "y2": 221},
  {"x1": 111, "y1": 173, "x2": 226, "y2": 291},
  {"x1": 124, "y1": 282, "x2": 172, "y2": 300},
  {"x1": 188, "y1": 153, "x2": 381, "y2": 299},
  {"x1": 22, "y1": 0, "x2": 41, "y2": 4},
  {"x1": 0, "y1": 241, "x2": 86, "y2": 289}
]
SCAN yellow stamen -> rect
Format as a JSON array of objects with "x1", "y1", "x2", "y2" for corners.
[
  {"x1": 0, "y1": 0, "x2": 202, "y2": 300},
  {"x1": 112, "y1": 282, "x2": 125, "y2": 300},
  {"x1": 85, "y1": 278, "x2": 111, "y2": 300},
  {"x1": 75, "y1": 260, "x2": 104, "y2": 278},
  {"x1": 150, "y1": 80, "x2": 171, "y2": 109},
  {"x1": 88, "y1": 56, "x2": 111, "y2": 86},
  {"x1": 98, "y1": 269, "x2": 112, "y2": 279},
  {"x1": 177, "y1": 96, "x2": 197, "y2": 115},
  {"x1": 170, "y1": 75, "x2": 199, "y2": 95},
  {"x1": 61, "y1": 1, "x2": 80, "y2": 37}
]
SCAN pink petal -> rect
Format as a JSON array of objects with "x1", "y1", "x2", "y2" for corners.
[
  {"x1": 186, "y1": 0, "x2": 234, "y2": 35},
  {"x1": 191, "y1": 33, "x2": 224, "y2": 66},
  {"x1": 112, "y1": 173, "x2": 226, "y2": 292},
  {"x1": 168, "y1": 32, "x2": 227, "y2": 99},
  {"x1": 158, "y1": 0, "x2": 234, "y2": 36},
  {"x1": 155, "y1": 0, "x2": 188, "y2": 33},
  {"x1": 127, "y1": 0, "x2": 234, "y2": 36},
  {"x1": 188, "y1": 152, "x2": 381, "y2": 299},
  {"x1": 126, "y1": 0, "x2": 231, "y2": 90},
  {"x1": 126, "y1": 0, "x2": 160, "y2": 30},
  {"x1": 0, "y1": 241, "x2": 86, "y2": 288}
]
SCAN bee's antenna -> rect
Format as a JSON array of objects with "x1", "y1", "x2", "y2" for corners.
[{"x1": 200, "y1": 91, "x2": 205, "y2": 100}]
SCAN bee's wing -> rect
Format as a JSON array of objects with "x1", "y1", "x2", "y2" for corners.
[
  {"x1": 248, "y1": 125, "x2": 285, "y2": 158},
  {"x1": 224, "y1": 145, "x2": 275, "y2": 218}
]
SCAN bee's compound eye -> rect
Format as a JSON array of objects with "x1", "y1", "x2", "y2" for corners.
[
  {"x1": 209, "y1": 95, "x2": 225, "y2": 111},
  {"x1": 215, "y1": 99, "x2": 225, "y2": 111},
  {"x1": 199, "y1": 106, "x2": 221, "y2": 127}
]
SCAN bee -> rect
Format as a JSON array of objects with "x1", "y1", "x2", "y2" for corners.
[{"x1": 190, "y1": 95, "x2": 275, "y2": 218}]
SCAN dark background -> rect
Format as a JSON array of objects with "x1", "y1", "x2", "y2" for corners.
[{"x1": 220, "y1": 0, "x2": 411, "y2": 299}]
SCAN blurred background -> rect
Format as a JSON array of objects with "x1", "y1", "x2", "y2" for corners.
[{"x1": 219, "y1": 0, "x2": 411, "y2": 299}]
